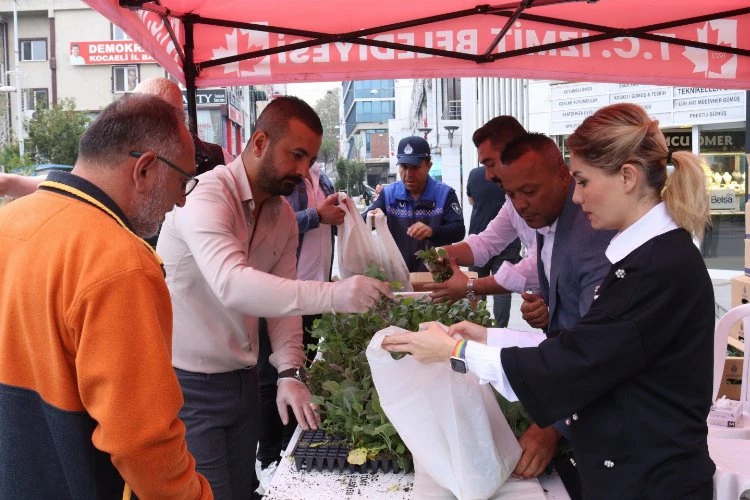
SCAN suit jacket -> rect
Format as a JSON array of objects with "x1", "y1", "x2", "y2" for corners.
[
  {"x1": 503, "y1": 228, "x2": 715, "y2": 499},
  {"x1": 538, "y1": 180, "x2": 616, "y2": 332}
]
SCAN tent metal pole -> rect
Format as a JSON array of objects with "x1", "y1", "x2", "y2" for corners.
[
  {"x1": 183, "y1": 17, "x2": 198, "y2": 135},
  {"x1": 745, "y1": 91, "x2": 749, "y2": 203},
  {"x1": 483, "y1": 0, "x2": 533, "y2": 57}
]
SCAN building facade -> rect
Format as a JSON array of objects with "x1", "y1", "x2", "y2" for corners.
[
  {"x1": 342, "y1": 79, "x2": 395, "y2": 186},
  {"x1": 0, "y1": 1, "x2": 251, "y2": 157},
  {"x1": 529, "y1": 80, "x2": 747, "y2": 270}
]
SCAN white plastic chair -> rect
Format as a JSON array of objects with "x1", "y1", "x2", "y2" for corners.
[
  {"x1": 713, "y1": 303, "x2": 749, "y2": 403},
  {"x1": 711, "y1": 303, "x2": 749, "y2": 440}
]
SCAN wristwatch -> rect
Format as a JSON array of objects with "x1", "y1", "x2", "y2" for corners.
[
  {"x1": 450, "y1": 339, "x2": 468, "y2": 374},
  {"x1": 278, "y1": 366, "x2": 309, "y2": 385},
  {"x1": 466, "y1": 278, "x2": 478, "y2": 302}
]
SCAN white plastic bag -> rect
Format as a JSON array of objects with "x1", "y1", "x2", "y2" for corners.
[
  {"x1": 366, "y1": 210, "x2": 411, "y2": 289},
  {"x1": 367, "y1": 326, "x2": 522, "y2": 500},
  {"x1": 336, "y1": 195, "x2": 411, "y2": 290}
]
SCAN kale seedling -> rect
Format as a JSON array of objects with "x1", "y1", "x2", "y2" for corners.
[{"x1": 415, "y1": 247, "x2": 453, "y2": 282}]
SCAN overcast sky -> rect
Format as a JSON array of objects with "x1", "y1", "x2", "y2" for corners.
[{"x1": 286, "y1": 81, "x2": 340, "y2": 106}]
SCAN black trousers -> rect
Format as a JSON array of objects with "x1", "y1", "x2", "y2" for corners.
[
  {"x1": 175, "y1": 366, "x2": 260, "y2": 500},
  {"x1": 256, "y1": 315, "x2": 320, "y2": 468}
]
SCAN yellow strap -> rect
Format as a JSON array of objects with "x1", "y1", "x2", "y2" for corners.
[
  {"x1": 122, "y1": 483, "x2": 132, "y2": 500},
  {"x1": 39, "y1": 180, "x2": 162, "y2": 265}
]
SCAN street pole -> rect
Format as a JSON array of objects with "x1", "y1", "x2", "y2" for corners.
[{"x1": 13, "y1": 0, "x2": 24, "y2": 157}]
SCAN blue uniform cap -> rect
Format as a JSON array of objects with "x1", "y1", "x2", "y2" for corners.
[{"x1": 397, "y1": 136, "x2": 431, "y2": 166}]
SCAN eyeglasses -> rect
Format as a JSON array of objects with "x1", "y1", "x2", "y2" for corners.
[{"x1": 130, "y1": 151, "x2": 199, "y2": 196}]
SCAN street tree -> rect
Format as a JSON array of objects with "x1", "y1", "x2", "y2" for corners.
[
  {"x1": 0, "y1": 143, "x2": 33, "y2": 174},
  {"x1": 318, "y1": 136, "x2": 338, "y2": 168},
  {"x1": 334, "y1": 157, "x2": 366, "y2": 196},
  {"x1": 314, "y1": 89, "x2": 340, "y2": 171},
  {"x1": 26, "y1": 98, "x2": 90, "y2": 166}
]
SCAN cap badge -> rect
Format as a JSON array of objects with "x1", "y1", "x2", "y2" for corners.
[{"x1": 403, "y1": 143, "x2": 413, "y2": 154}]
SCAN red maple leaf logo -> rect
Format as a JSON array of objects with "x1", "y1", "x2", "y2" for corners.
[
  {"x1": 237, "y1": 29, "x2": 266, "y2": 75},
  {"x1": 706, "y1": 24, "x2": 733, "y2": 75},
  {"x1": 212, "y1": 28, "x2": 270, "y2": 77}
]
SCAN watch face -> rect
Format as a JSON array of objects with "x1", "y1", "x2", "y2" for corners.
[
  {"x1": 296, "y1": 366, "x2": 309, "y2": 383},
  {"x1": 450, "y1": 357, "x2": 468, "y2": 374}
]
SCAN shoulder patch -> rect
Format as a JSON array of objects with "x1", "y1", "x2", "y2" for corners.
[{"x1": 451, "y1": 202, "x2": 461, "y2": 214}]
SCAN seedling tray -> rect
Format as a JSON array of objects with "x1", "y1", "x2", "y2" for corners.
[{"x1": 292, "y1": 429, "x2": 412, "y2": 474}]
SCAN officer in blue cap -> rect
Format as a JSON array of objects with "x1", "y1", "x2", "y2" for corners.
[{"x1": 364, "y1": 135, "x2": 465, "y2": 272}]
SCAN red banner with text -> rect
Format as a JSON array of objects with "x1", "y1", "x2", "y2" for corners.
[{"x1": 69, "y1": 41, "x2": 156, "y2": 66}]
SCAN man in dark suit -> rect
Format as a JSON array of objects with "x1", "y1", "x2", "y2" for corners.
[
  {"x1": 499, "y1": 134, "x2": 616, "y2": 334},
  {"x1": 496, "y1": 133, "x2": 615, "y2": 484}
]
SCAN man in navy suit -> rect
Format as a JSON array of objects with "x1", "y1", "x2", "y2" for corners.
[
  {"x1": 497, "y1": 133, "x2": 615, "y2": 483},
  {"x1": 499, "y1": 133, "x2": 615, "y2": 334}
]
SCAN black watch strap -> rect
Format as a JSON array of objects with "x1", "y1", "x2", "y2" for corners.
[{"x1": 278, "y1": 366, "x2": 308, "y2": 384}]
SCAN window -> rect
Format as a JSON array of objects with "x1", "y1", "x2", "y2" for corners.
[
  {"x1": 112, "y1": 65, "x2": 139, "y2": 93},
  {"x1": 111, "y1": 24, "x2": 130, "y2": 41},
  {"x1": 24, "y1": 88, "x2": 48, "y2": 111},
  {"x1": 441, "y1": 78, "x2": 461, "y2": 120},
  {"x1": 20, "y1": 39, "x2": 47, "y2": 61}
]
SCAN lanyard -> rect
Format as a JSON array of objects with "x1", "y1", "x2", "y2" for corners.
[{"x1": 39, "y1": 180, "x2": 162, "y2": 265}]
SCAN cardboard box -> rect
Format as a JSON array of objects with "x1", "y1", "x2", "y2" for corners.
[
  {"x1": 717, "y1": 356, "x2": 744, "y2": 401},
  {"x1": 410, "y1": 271, "x2": 478, "y2": 293},
  {"x1": 708, "y1": 397, "x2": 744, "y2": 427}
]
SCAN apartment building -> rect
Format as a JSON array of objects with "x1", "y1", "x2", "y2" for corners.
[{"x1": 0, "y1": 1, "x2": 249, "y2": 155}]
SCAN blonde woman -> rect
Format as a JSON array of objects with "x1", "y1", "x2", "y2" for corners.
[{"x1": 383, "y1": 103, "x2": 714, "y2": 499}]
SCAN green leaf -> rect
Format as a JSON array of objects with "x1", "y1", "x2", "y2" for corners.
[
  {"x1": 374, "y1": 423, "x2": 396, "y2": 437},
  {"x1": 322, "y1": 380, "x2": 340, "y2": 393}
]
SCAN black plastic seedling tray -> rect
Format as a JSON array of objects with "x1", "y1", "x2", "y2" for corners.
[{"x1": 291, "y1": 429, "x2": 412, "y2": 474}]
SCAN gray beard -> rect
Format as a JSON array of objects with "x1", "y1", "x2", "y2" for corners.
[{"x1": 130, "y1": 179, "x2": 168, "y2": 239}]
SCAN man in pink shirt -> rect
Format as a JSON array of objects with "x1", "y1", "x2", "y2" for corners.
[
  {"x1": 157, "y1": 96, "x2": 390, "y2": 498},
  {"x1": 256, "y1": 163, "x2": 342, "y2": 483}
]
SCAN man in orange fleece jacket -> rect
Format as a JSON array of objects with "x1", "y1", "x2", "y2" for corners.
[{"x1": 0, "y1": 93, "x2": 212, "y2": 499}]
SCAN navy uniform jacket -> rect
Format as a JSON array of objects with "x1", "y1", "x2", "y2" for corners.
[
  {"x1": 503, "y1": 228, "x2": 715, "y2": 499},
  {"x1": 364, "y1": 176, "x2": 465, "y2": 272}
]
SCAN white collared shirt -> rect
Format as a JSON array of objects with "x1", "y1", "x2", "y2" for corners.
[
  {"x1": 158, "y1": 156, "x2": 339, "y2": 374},
  {"x1": 606, "y1": 202, "x2": 678, "y2": 264},
  {"x1": 536, "y1": 220, "x2": 558, "y2": 285},
  {"x1": 464, "y1": 196, "x2": 539, "y2": 293}
]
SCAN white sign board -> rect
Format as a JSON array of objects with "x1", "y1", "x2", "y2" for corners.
[
  {"x1": 709, "y1": 188, "x2": 739, "y2": 211},
  {"x1": 549, "y1": 83, "x2": 747, "y2": 135}
]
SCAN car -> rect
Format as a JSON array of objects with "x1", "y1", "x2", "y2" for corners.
[{"x1": 33, "y1": 164, "x2": 73, "y2": 177}]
